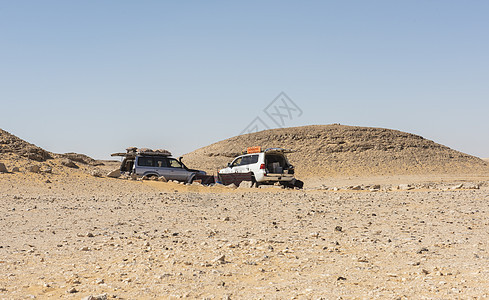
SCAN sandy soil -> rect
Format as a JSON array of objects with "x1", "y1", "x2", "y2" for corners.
[{"x1": 2, "y1": 168, "x2": 489, "y2": 299}]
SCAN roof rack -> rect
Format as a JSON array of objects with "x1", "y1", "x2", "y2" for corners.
[{"x1": 111, "y1": 147, "x2": 172, "y2": 158}]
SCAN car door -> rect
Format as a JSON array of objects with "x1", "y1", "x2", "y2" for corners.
[
  {"x1": 135, "y1": 156, "x2": 155, "y2": 176},
  {"x1": 228, "y1": 156, "x2": 244, "y2": 173},
  {"x1": 167, "y1": 158, "x2": 192, "y2": 181},
  {"x1": 153, "y1": 157, "x2": 172, "y2": 178},
  {"x1": 235, "y1": 155, "x2": 252, "y2": 173}
]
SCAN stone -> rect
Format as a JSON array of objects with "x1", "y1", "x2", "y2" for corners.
[
  {"x1": 91, "y1": 169, "x2": 103, "y2": 177},
  {"x1": 213, "y1": 254, "x2": 226, "y2": 264},
  {"x1": 350, "y1": 185, "x2": 362, "y2": 190},
  {"x1": 67, "y1": 287, "x2": 78, "y2": 293},
  {"x1": 28, "y1": 165, "x2": 40, "y2": 173},
  {"x1": 158, "y1": 176, "x2": 167, "y2": 182},
  {"x1": 61, "y1": 158, "x2": 78, "y2": 168},
  {"x1": 238, "y1": 181, "x2": 253, "y2": 188},
  {"x1": 417, "y1": 247, "x2": 429, "y2": 254},
  {"x1": 106, "y1": 169, "x2": 120, "y2": 178},
  {"x1": 42, "y1": 167, "x2": 52, "y2": 173},
  {"x1": 463, "y1": 183, "x2": 479, "y2": 189},
  {"x1": 11, "y1": 167, "x2": 20, "y2": 172},
  {"x1": 451, "y1": 183, "x2": 463, "y2": 190},
  {"x1": 226, "y1": 183, "x2": 237, "y2": 189},
  {"x1": 334, "y1": 226, "x2": 343, "y2": 232},
  {"x1": 0, "y1": 163, "x2": 8, "y2": 173},
  {"x1": 398, "y1": 184, "x2": 414, "y2": 190},
  {"x1": 81, "y1": 294, "x2": 107, "y2": 300}
]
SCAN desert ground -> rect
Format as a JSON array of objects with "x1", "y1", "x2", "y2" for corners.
[
  {"x1": 1, "y1": 126, "x2": 489, "y2": 299},
  {"x1": 1, "y1": 162, "x2": 489, "y2": 299}
]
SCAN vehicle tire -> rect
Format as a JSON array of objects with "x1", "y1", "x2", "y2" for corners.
[
  {"x1": 143, "y1": 174, "x2": 158, "y2": 180},
  {"x1": 293, "y1": 179, "x2": 304, "y2": 189},
  {"x1": 251, "y1": 175, "x2": 260, "y2": 188}
]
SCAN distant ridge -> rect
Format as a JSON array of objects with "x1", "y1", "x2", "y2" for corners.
[
  {"x1": 183, "y1": 125, "x2": 488, "y2": 177},
  {"x1": 0, "y1": 129, "x2": 51, "y2": 161},
  {"x1": 0, "y1": 129, "x2": 97, "y2": 165}
]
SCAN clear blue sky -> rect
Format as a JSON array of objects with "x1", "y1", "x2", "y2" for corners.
[{"x1": 1, "y1": 1, "x2": 488, "y2": 159}]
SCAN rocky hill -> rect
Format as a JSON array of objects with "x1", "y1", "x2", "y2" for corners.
[
  {"x1": 0, "y1": 128, "x2": 99, "y2": 167},
  {"x1": 0, "y1": 129, "x2": 52, "y2": 161},
  {"x1": 183, "y1": 125, "x2": 488, "y2": 177}
]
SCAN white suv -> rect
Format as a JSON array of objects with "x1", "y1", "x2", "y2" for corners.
[{"x1": 219, "y1": 148, "x2": 302, "y2": 188}]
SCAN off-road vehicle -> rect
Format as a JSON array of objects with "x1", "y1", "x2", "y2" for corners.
[
  {"x1": 219, "y1": 147, "x2": 303, "y2": 188},
  {"x1": 112, "y1": 147, "x2": 206, "y2": 183}
]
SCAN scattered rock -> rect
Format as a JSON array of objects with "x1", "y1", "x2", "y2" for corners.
[
  {"x1": 463, "y1": 183, "x2": 479, "y2": 189},
  {"x1": 91, "y1": 169, "x2": 103, "y2": 177},
  {"x1": 141, "y1": 175, "x2": 153, "y2": 180},
  {"x1": 417, "y1": 247, "x2": 429, "y2": 254},
  {"x1": 334, "y1": 226, "x2": 343, "y2": 232},
  {"x1": 226, "y1": 183, "x2": 237, "y2": 189},
  {"x1": 42, "y1": 167, "x2": 52, "y2": 173},
  {"x1": 11, "y1": 167, "x2": 19, "y2": 172},
  {"x1": 158, "y1": 176, "x2": 167, "y2": 182},
  {"x1": 213, "y1": 254, "x2": 226, "y2": 264},
  {"x1": 81, "y1": 293, "x2": 107, "y2": 300},
  {"x1": 106, "y1": 169, "x2": 121, "y2": 178},
  {"x1": 451, "y1": 183, "x2": 463, "y2": 190},
  {"x1": 28, "y1": 165, "x2": 40, "y2": 173},
  {"x1": 398, "y1": 184, "x2": 414, "y2": 190},
  {"x1": 238, "y1": 181, "x2": 253, "y2": 188},
  {"x1": 67, "y1": 287, "x2": 78, "y2": 293},
  {"x1": 61, "y1": 158, "x2": 78, "y2": 169},
  {"x1": 0, "y1": 163, "x2": 7, "y2": 173}
]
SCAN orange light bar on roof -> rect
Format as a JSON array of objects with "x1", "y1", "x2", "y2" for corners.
[{"x1": 247, "y1": 146, "x2": 261, "y2": 154}]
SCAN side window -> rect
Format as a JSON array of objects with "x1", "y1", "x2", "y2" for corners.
[
  {"x1": 249, "y1": 155, "x2": 259, "y2": 164},
  {"x1": 230, "y1": 157, "x2": 242, "y2": 167},
  {"x1": 241, "y1": 156, "x2": 251, "y2": 165},
  {"x1": 137, "y1": 157, "x2": 154, "y2": 167},
  {"x1": 168, "y1": 158, "x2": 183, "y2": 168},
  {"x1": 155, "y1": 157, "x2": 168, "y2": 168}
]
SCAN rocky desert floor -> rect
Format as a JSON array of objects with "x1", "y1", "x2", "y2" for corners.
[{"x1": 1, "y1": 164, "x2": 489, "y2": 299}]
